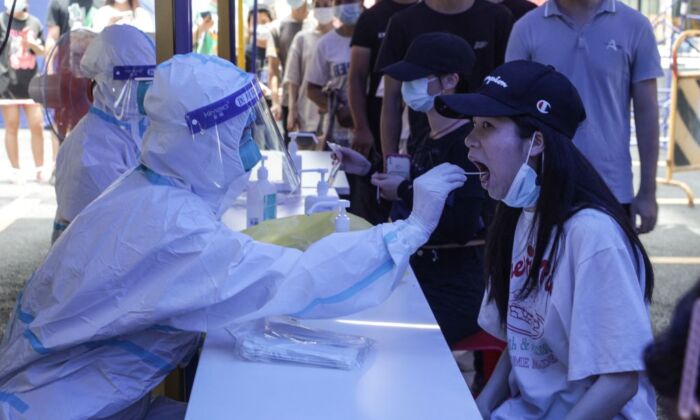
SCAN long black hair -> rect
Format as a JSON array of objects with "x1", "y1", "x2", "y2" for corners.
[{"x1": 484, "y1": 115, "x2": 654, "y2": 325}]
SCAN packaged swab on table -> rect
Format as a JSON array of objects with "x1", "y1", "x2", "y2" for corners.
[{"x1": 228, "y1": 318, "x2": 374, "y2": 370}]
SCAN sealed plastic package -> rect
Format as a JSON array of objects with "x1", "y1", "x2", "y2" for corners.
[{"x1": 228, "y1": 318, "x2": 375, "y2": 370}]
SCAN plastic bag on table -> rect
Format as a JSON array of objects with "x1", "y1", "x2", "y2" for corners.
[
  {"x1": 228, "y1": 318, "x2": 374, "y2": 370},
  {"x1": 241, "y1": 211, "x2": 372, "y2": 251}
]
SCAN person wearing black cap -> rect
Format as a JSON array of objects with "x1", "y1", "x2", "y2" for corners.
[
  {"x1": 334, "y1": 32, "x2": 489, "y2": 347},
  {"x1": 374, "y1": 0, "x2": 513, "y2": 163},
  {"x1": 435, "y1": 60, "x2": 656, "y2": 418}
]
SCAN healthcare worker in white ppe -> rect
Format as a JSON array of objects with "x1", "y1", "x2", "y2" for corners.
[
  {"x1": 52, "y1": 25, "x2": 155, "y2": 242},
  {"x1": 0, "y1": 53, "x2": 467, "y2": 419}
]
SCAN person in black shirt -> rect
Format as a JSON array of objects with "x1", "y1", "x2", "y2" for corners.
[
  {"x1": 374, "y1": 0, "x2": 512, "y2": 160},
  {"x1": 348, "y1": 0, "x2": 416, "y2": 158},
  {"x1": 335, "y1": 33, "x2": 488, "y2": 345},
  {"x1": 346, "y1": 0, "x2": 417, "y2": 224}
]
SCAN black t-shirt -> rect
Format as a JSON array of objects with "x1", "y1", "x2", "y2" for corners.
[
  {"x1": 0, "y1": 13, "x2": 43, "y2": 99},
  {"x1": 500, "y1": 0, "x2": 537, "y2": 21},
  {"x1": 47, "y1": 0, "x2": 104, "y2": 35},
  {"x1": 350, "y1": 0, "x2": 415, "y2": 99},
  {"x1": 375, "y1": 1, "x2": 513, "y2": 154},
  {"x1": 395, "y1": 123, "x2": 487, "y2": 246}
]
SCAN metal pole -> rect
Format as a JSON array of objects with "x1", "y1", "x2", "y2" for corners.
[{"x1": 173, "y1": 0, "x2": 193, "y2": 55}]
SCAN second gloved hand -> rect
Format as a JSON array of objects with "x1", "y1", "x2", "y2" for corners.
[
  {"x1": 407, "y1": 163, "x2": 467, "y2": 238},
  {"x1": 331, "y1": 145, "x2": 372, "y2": 176}
]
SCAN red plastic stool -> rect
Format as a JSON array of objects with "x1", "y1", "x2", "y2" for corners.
[{"x1": 451, "y1": 330, "x2": 506, "y2": 383}]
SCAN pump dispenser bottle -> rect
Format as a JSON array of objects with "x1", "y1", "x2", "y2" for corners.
[
  {"x1": 247, "y1": 156, "x2": 277, "y2": 227},
  {"x1": 303, "y1": 168, "x2": 339, "y2": 214}
]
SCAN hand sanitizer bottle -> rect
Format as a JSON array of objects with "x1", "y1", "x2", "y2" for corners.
[
  {"x1": 335, "y1": 200, "x2": 351, "y2": 233},
  {"x1": 247, "y1": 156, "x2": 277, "y2": 227}
]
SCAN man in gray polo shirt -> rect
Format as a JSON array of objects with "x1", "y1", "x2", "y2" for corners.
[{"x1": 506, "y1": 0, "x2": 663, "y2": 233}]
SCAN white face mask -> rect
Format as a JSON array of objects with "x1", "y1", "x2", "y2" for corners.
[
  {"x1": 401, "y1": 77, "x2": 437, "y2": 113},
  {"x1": 334, "y1": 3, "x2": 362, "y2": 25},
  {"x1": 502, "y1": 133, "x2": 541, "y2": 208},
  {"x1": 313, "y1": 7, "x2": 334, "y2": 24},
  {"x1": 255, "y1": 24, "x2": 271, "y2": 41}
]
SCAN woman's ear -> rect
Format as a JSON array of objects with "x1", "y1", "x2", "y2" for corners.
[
  {"x1": 440, "y1": 73, "x2": 459, "y2": 93},
  {"x1": 530, "y1": 131, "x2": 545, "y2": 157}
]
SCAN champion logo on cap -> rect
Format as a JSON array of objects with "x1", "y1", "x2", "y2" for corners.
[
  {"x1": 537, "y1": 100, "x2": 551, "y2": 114},
  {"x1": 484, "y1": 75, "x2": 508, "y2": 88}
]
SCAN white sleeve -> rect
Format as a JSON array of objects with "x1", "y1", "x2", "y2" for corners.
[
  {"x1": 566, "y1": 223, "x2": 653, "y2": 381},
  {"x1": 28, "y1": 213, "x2": 427, "y2": 349},
  {"x1": 161, "y1": 220, "x2": 426, "y2": 331}
]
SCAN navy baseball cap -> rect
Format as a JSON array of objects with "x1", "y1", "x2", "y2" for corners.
[
  {"x1": 382, "y1": 32, "x2": 476, "y2": 82},
  {"x1": 435, "y1": 60, "x2": 586, "y2": 138}
]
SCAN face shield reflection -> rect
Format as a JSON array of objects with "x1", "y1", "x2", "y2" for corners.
[{"x1": 184, "y1": 75, "x2": 300, "y2": 195}]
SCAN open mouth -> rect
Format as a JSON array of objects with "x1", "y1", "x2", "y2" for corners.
[{"x1": 471, "y1": 160, "x2": 490, "y2": 188}]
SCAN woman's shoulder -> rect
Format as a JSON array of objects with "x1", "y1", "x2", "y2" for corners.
[{"x1": 562, "y1": 208, "x2": 631, "y2": 254}]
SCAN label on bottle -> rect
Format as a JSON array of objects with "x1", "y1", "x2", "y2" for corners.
[{"x1": 263, "y1": 194, "x2": 277, "y2": 220}]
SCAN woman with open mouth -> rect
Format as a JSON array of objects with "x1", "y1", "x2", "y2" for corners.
[{"x1": 436, "y1": 60, "x2": 656, "y2": 419}]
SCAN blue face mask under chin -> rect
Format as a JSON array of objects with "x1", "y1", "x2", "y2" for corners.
[{"x1": 502, "y1": 133, "x2": 541, "y2": 209}]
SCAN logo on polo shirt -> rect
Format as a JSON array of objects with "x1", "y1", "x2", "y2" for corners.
[
  {"x1": 606, "y1": 39, "x2": 619, "y2": 51},
  {"x1": 537, "y1": 100, "x2": 551, "y2": 114},
  {"x1": 484, "y1": 75, "x2": 508, "y2": 88}
]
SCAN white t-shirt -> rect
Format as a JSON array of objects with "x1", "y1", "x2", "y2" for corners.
[
  {"x1": 478, "y1": 208, "x2": 656, "y2": 419},
  {"x1": 304, "y1": 29, "x2": 352, "y2": 145},
  {"x1": 284, "y1": 28, "x2": 323, "y2": 133},
  {"x1": 91, "y1": 6, "x2": 154, "y2": 33}
]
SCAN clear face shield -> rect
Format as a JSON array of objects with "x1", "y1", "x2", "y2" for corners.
[
  {"x1": 183, "y1": 74, "x2": 300, "y2": 202},
  {"x1": 110, "y1": 65, "x2": 156, "y2": 121}
]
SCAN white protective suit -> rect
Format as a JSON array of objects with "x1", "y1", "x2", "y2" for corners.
[
  {"x1": 54, "y1": 25, "x2": 155, "y2": 239},
  {"x1": 0, "y1": 54, "x2": 467, "y2": 419}
]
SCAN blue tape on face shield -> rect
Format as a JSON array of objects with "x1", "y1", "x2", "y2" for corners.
[
  {"x1": 184, "y1": 80, "x2": 263, "y2": 134},
  {"x1": 136, "y1": 80, "x2": 152, "y2": 116},
  {"x1": 239, "y1": 126, "x2": 262, "y2": 172}
]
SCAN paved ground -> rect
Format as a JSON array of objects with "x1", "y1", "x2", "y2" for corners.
[{"x1": 0, "y1": 129, "x2": 698, "y2": 416}]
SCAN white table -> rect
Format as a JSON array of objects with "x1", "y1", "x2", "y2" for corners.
[
  {"x1": 252, "y1": 150, "x2": 349, "y2": 196},
  {"x1": 222, "y1": 150, "x2": 349, "y2": 232},
  {"x1": 185, "y1": 276, "x2": 480, "y2": 420}
]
